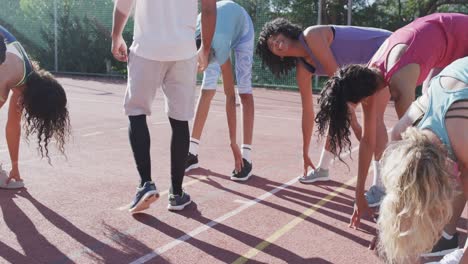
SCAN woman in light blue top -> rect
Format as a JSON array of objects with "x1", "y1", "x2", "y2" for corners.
[
  {"x1": 377, "y1": 57, "x2": 468, "y2": 263},
  {"x1": 186, "y1": 1, "x2": 255, "y2": 182}
]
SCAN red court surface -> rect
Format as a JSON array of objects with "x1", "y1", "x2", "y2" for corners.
[{"x1": 0, "y1": 76, "x2": 466, "y2": 264}]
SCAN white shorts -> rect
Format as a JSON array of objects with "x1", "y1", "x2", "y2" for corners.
[
  {"x1": 201, "y1": 9, "x2": 254, "y2": 94},
  {"x1": 124, "y1": 53, "x2": 197, "y2": 121}
]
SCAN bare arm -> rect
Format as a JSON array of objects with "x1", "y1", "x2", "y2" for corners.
[
  {"x1": 349, "y1": 95, "x2": 378, "y2": 228},
  {"x1": 296, "y1": 62, "x2": 316, "y2": 175},
  {"x1": 6, "y1": 90, "x2": 22, "y2": 182},
  {"x1": 198, "y1": 0, "x2": 217, "y2": 71},
  {"x1": 446, "y1": 116, "x2": 468, "y2": 264},
  {"x1": 304, "y1": 27, "x2": 339, "y2": 77},
  {"x1": 391, "y1": 93, "x2": 428, "y2": 141},
  {"x1": 221, "y1": 59, "x2": 243, "y2": 171},
  {"x1": 446, "y1": 117, "x2": 468, "y2": 199},
  {"x1": 111, "y1": 0, "x2": 134, "y2": 62}
]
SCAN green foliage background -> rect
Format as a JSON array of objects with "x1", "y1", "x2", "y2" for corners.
[{"x1": 1, "y1": 0, "x2": 466, "y2": 90}]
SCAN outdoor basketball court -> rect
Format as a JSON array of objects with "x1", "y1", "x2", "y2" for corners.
[{"x1": 0, "y1": 76, "x2": 466, "y2": 263}]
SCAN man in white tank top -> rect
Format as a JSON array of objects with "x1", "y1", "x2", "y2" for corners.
[{"x1": 111, "y1": 0, "x2": 216, "y2": 213}]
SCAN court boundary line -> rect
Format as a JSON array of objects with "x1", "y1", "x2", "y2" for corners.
[
  {"x1": 232, "y1": 177, "x2": 357, "y2": 264},
  {"x1": 129, "y1": 145, "x2": 363, "y2": 264}
]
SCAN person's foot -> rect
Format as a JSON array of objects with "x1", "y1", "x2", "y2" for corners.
[
  {"x1": 185, "y1": 152, "x2": 199, "y2": 172},
  {"x1": 231, "y1": 159, "x2": 252, "y2": 182},
  {"x1": 299, "y1": 168, "x2": 330, "y2": 183},
  {"x1": 421, "y1": 233, "x2": 459, "y2": 257},
  {"x1": 129, "y1": 181, "x2": 159, "y2": 213},
  {"x1": 436, "y1": 248, "x2": 464, "y2": 264},
  {"x1": 0, "y1": 165, "x2": 24, "y2": 189},
  {"x1": 364, "y1": 185, "x2": 385, "y2": 207},
  {"x1": 167, "y1": 190, "x2": 192, "y2": 211}
]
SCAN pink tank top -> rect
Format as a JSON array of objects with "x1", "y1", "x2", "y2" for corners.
[{"x1": 370, "y1": 13, "x2": 468, "y2": 86}]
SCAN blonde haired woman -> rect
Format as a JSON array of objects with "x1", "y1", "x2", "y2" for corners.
[{"x1": 377, "y1": 57, "x2": 468, "y2": 263}]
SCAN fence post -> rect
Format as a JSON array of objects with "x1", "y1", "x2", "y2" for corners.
[
  {"x1": 54, "y1": 0, "x2": 58, "y2": 72},
  {"x1": 347, "y1": 0, "x2": 352, "y2": 25}
]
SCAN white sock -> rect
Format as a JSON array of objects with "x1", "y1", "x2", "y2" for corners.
[
  {"x1": 241, "y1": 144, "x2": 252, "y2": 163},
  {"x1": 442, "y1": 230, "x2": 454, "y2": 240},
  {"x1": 318, "y1": 149, "x2": 333, "y2": 170},
  {"x1": 189, "y1": 138, "x2": 200, "y2": 155},
  {"x1": 372, "y1": 160, "x2": 383, "y2": 189}
]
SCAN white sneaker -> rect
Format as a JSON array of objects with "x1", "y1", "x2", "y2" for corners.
[
  {"x1": 426, "y1": 248, "x2": 464, "y2": 264},
  {"x1": 0, "y1": 165, "x2": 24, "y2": 189}
]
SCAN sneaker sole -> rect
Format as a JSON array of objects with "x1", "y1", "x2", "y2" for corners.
[
  {"x1": 421, "y1": 247, "x2": 459, "y2": 257},
  {"x1": 129, "y1": 191, "x2": 160, "y2": 214},
  {"x1": 230, "y1": 171, "x2": 252, "y2": 182},
  {"x1": 185, "y1": 163, "x2": 199, "y2": 172},
  {"x1": 299, "y1": 176, "x2": 330, "y2": 184},
  {"x1": 167, "y1": 200, "x2": 192, "y2": 211},
  {"x1": 367, "y1": 201, "x2": 382, "y2": 208}
]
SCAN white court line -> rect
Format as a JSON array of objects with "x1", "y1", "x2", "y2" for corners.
[
  {"x1": 210, "y1": 110, "x2": 299, "y2": 121},
  {"x1": 82, "y1": 132, "x2": 104, "y2": 137},
  {"x1": 129, "y1": 177, "x2": 299, "y2": 264},
  {"x1": 129, "y1": 129, "x2": 392, "y2": 263}
]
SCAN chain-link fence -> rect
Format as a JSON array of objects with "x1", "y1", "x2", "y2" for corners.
[{"x1": 1, "y1": 0, "x2": 327, "y2": 90}]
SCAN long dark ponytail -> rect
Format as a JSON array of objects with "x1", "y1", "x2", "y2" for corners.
[{"x1": 315, "y1": 64, "x2": 380, "y2": 158}]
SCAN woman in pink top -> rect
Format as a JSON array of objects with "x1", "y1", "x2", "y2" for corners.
[{"x1": 314, "y1": 13, "x2": 468, "y2": 228}]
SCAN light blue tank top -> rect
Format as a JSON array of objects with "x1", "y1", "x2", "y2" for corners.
[
  {"x1": 195, "y1": 0, "x2": 247, "y2": 65},
  {"x1": 417, "y1": 57, "x2": 468, "y2": 160}
]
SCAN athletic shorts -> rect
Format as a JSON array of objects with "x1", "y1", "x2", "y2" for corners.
[
  {"x1": 124, "y1": 53, "x2": 197, "y2": 121},
  {"x1": 201, "y1": 9, "x2": 254, "y2": 94}
]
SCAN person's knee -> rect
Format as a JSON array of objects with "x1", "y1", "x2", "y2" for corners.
[
  {"x1": 201, "y1": 89, "x2": 216, "y2": 100},
  {"x1": 239, "y1": 93, "x2": 254, "y2": 106}
]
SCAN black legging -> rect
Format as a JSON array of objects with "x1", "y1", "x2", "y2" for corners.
[
  {"x1": 0, "y1": 34, "x2": 6, "y2": 64},
  {"x1": 128, "y1": 115, "x2": 188, "y2": 195}
]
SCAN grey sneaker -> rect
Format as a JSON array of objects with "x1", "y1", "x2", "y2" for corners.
[
  {"x1": 0, "y1": 165, "x2": 24, "y2": 189},
  {"x1": 365, "y1": 185, "x2": 386, "y2": 207},
  {"x1": 299, "y1": 168, "x2": 330, "y2": 183},
  {"x1": 129, "y1": 181, "x2": 159, "y2": 214},
  {"x1": 167, "y1": 190, "x2": 192, "y2": 211}
]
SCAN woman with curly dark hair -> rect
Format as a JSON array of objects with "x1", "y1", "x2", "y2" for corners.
[
  {"x1": 314, "y1": 13, "x2": 468, "y2": 232},
  {"x1": 256, "y1": 18, "x2": 390, "y2": 192},
  {"x1": 0, "y1": 25, "x2": 70, "y2": 189}
]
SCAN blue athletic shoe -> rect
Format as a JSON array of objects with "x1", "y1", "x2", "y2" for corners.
[
  {"x1": 167, "y1": 190, "x2": 192, "y2": 211},
  {"x1": 129, "y1": 181, "x2": 159, "y2": 213},
  {"x1": 365, "y1": 185, "x2": 386, "y2": 207}
]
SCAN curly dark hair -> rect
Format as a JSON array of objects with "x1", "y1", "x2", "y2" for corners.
[
  {"x1": 23, "y1": 70, "x2": 70, "y2": 162},
  {"x1": 315, "y1": 64, "x2": 379, "y2": 158},
  {"x1": 256, "y1": 18, "x2": 303, "y2": 78},
  {"x1": 0, "y1": 34, "x2": 6, "y2": 64}
]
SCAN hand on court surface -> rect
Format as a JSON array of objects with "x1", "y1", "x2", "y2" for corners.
[
  {"x1": 197, "y1": 45, "x2": 210, "y2": 72},
  {"x1": 231, "y1": 143, "x2": 244, "y2": 172},
  {"x1": 6, "y1": 167, "x2": 22, "y2": 184},
  {"x1": 302, "y1": 155, "x2": 316, "y2": 177},
  {"x1": 349, "y1": 192, "x2": 373, "y2": 229},
  {"x1": 111, "y1": 35, "x2": 128, "y2": 62}
]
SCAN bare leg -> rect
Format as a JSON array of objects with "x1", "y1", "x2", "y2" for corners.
[
  {"x1": 191, "y1": 89, "x2": 216, "y2": 140},
  {"x1": 239, "y1": 93, "x2": 254, "y2": 145}
]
